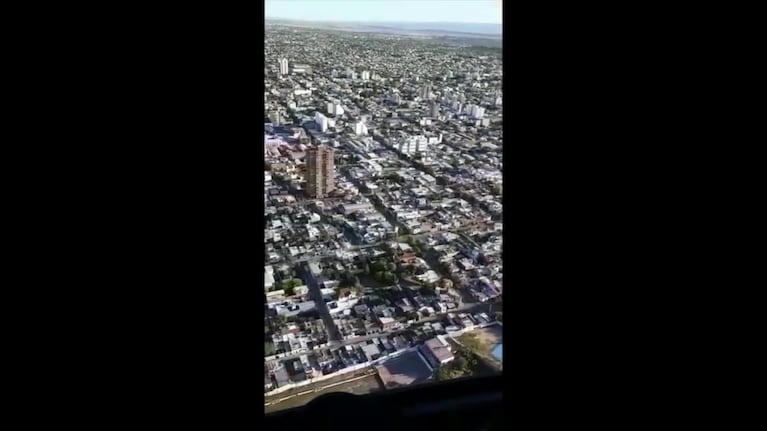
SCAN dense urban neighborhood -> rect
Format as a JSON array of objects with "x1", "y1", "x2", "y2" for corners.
[{"x1": 264, "y1": 22, "x2": 503, "y2": 412}]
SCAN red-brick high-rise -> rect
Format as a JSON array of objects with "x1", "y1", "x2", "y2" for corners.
[{"x1": 306, "y1": 146, "x2": 335, "y2": 198}]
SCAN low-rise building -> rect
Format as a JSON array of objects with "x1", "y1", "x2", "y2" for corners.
[{"x1": 419, "y1": 337, "x2": 455, "y2": 368}]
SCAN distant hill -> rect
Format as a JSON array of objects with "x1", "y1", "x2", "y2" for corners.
[{"x1": 266, "y1": 18, "x2": 502, "y2": 39}]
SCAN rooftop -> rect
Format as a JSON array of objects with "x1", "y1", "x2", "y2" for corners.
[{"x1": 423, "y1": 337, "x2": 454, "y2": 363}]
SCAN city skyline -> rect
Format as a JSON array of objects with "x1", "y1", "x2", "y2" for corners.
[{"x1": 265, "y1": 0, "x2": 503, "y2": 24}]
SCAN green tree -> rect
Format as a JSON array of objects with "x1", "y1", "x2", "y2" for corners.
[
  {"x1": 339, "y1": 274, "x2": 354, "y2": 288},
  {"x1": 265, "y1": 342, "x2": 276, "y2": 356},
  {"x1": 372, "y1": 260, "x2": 386, "y2": 272},
  {"x1": 382, "y1": 272, "x2": 395, "y2": 284},
  {"x1": 386, "y1": 262, "x2": 397, "y2": 272},
  {"x1": 453, "y1": 356, "x2": 468, "y2": 370},
  {"x1": 439, "y1": 262, "x2": 451, "y2": 274},
  {"x1": 467, "y1": 355, "x2": 478, "y2": 370},
  {"x1": 435, "y1": 366, "x2": 451, "y2": 381},
  {"x1": 283, "y1": 278, "x2": 303, "y2": 289},
  {"x1": 284, "y1": 285, "x2": 296, "y2": 296}
]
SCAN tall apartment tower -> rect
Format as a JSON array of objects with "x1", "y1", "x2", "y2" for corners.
[
  {"x1": 430, "y1": 100, "x2": 440, "y2": 118},
  {"x1": 314, "y1": 112, "x2": 328, "y2": 132},
  {"x1": 279, "y1": 58, "x2": 289, "y2": 75},
  {"x1": 306, "y1": 146, "x2": 335, "y2": 199},
  {"x1": 420, "y1": 84, "x2": 431, "y2": 100}
]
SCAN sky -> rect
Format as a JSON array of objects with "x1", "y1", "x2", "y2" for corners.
[{"x1": 265, "y1": 0, "x2": 502, "y2": 24}]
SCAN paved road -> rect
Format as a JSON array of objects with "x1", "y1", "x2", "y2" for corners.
[{"x1": 303, "y1": 266, "x2": 343, "y2": 343}]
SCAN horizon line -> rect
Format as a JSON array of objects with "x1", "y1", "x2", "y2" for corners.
[{"x1": 265, "y1": 17, "x2": 502, "y2": 25}]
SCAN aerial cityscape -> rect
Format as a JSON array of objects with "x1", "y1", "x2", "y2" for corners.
[{"x1": 264, "y1": 1, "x2": 503, "y2": 413}]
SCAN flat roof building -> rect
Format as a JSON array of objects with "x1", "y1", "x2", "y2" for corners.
[{"x1": 420, "y1": 337, "x2": 455, "y2": 368}]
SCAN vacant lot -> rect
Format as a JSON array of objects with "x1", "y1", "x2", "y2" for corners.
[
  {"x1": 456, "y1": 326, "x2": 503, "y2": 368},
  {"x1": 265, "y1": 370, "x2": 383, "y2": 414}
]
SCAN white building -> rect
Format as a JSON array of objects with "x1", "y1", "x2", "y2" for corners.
[
  {"x1": 292, "y1": 64, "x2": 311, "y2": 74},
  {"x1": 465, "y1": 104, "x2": 485, "y2": 120},
  {"x1": 361, "y1": 70, "x2": 370, "y2": 80},
  {"x1": 279, "y1": 58, "x2": 288, "y2": 75},
  {"x1": 265, "y1": 265, "x2": 275, "y2": 292},
  {"x1": 314, "y1": 112, "x2": 328, "y2": 132},
  {"x1": 355, "y1": 121, "x2": 368, "y2": 136},
  {"x1": 397, "y1": 136, "x2": 430, "y2": 155}
]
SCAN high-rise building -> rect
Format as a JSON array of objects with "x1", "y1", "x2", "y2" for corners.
[
  {"x1": 430, "y1": 101, "x2": 440, "y2": 118},
  {"x1": 361, "y1": 71, "x2": 370, "y2": 80},
  {"x1": 269, "y1": 111, "x2": 281, "y2": 126},
  {"x1": 397, "y1": 136, "x2": 429, "y2": 155},
  {"x1": 314, "y1": 112, "x2": 328, "y2": 132},
  {"x1": 464, "y1": 104, "x2": 485, "y2": 120},
  {"x1": 420, "y1": 84, "x2": 431, "y2": 100},
  {"x1": 355, "y1": 121, "x2": 368, "y2": 136},
  {"x1": 306, "y1": 146, "x2": 335, "y2": 198},
  {"x1": 279, "y1": 58, "x2": 289, "y2": 75}
]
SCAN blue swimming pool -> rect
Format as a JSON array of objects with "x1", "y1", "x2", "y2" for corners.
[{"x1": 491, "y1": 343, "x2": 503, "y2": 361}]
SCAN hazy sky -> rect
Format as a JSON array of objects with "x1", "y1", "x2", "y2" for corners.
[{"x1": 265, "y1": 0, "x2": 503, "y2": 24}]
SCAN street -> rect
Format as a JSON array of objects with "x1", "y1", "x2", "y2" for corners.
[{"x1": 303, "y1": 266, "x2": 343, "y2": 343}]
